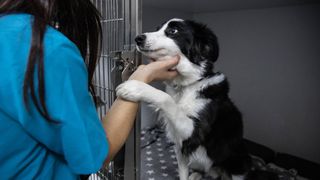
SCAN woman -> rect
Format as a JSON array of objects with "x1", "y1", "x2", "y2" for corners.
[{"x1": 0, "y1": 0, "x2": 179, "y2": 179}]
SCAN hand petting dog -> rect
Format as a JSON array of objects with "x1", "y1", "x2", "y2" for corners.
[{"x1": 129, "y1": 55, "x2": 180, "y2": 83}]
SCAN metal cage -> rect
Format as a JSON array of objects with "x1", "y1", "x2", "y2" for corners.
[{"x1": 90, "y1": 0, "x2": 142, "y2": 179}]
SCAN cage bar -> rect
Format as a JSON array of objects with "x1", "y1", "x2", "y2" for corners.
[{"x1": 89, "y1": 0, "x2": 141, "y2": 179}]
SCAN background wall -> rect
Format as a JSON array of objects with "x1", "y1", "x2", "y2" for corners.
[
  {"x1": 141, "y1": 3, "x2": 320, "y2": 163},
  {"x1": 193, "y1": 4, "x2": 320, "y2": 163}
]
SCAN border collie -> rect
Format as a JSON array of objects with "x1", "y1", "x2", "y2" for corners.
[{"x1": 116, "y1": 18, "x2": 251, "y2": 180}]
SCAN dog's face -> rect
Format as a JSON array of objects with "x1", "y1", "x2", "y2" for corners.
[
  {"x1": 135, "y1": 18, "x2": 219, "y2": 85},
  {"x1": 135, "y1": 18, "x2": 219, "y2": 66}
]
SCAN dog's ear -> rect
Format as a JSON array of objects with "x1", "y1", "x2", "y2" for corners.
[{"x1": 185, "y1": 20, "x2": 219, "y2": 64}]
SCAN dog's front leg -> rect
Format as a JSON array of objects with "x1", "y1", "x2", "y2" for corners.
[
  {"x1": 175, "y1": 146, "x2": 189, "y2": 180},
  {"x1": 116, "y1": 80, "x2": 194, "y2": 139},
  {"x1": 117, "y1": 80, "x2": 193, "y2": 179}
]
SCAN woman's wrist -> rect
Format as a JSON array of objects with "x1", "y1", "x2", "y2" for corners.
[
  {"x1": 128, "y1": 65, "x2": 153, "y2": 84},
  {"x1": 128, "y1": 74, "x2": 151, "y2": 84}
]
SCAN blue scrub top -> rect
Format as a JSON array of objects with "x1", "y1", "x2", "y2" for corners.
[{"x1": 0, "y1": 14, "x2": 109, "y2": 179}]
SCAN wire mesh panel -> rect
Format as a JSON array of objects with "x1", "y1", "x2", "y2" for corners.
[
  {"x1": 90, "y1": 0, "x2": 141, "y2": 179},
  {"x1": 92, "y1": 0, "x2": 124, "y2": 118}
]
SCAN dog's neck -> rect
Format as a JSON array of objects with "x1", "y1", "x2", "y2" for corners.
[{"x1": 166, "y1": 55, "x2": 206, "y2": 87}]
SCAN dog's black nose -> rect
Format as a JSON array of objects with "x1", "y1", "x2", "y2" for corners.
[{"x1": 135, "y1": 34, "x2": 146, "y2": 46}]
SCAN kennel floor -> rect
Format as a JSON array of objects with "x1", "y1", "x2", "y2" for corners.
[{"x1": 140, "y1": 126, "x2": 308, "y2": 180}]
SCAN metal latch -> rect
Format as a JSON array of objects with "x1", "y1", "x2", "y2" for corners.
[{"x1": 110, "y1": 50, "x2": 139, "y2": 88}]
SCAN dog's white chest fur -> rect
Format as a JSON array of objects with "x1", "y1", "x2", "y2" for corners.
[
  {"x1": 168, "y1": 84, "x2": 209, "y2": 115},
  {"x1": 161, "y1": 82, "x2": 209, "y2": 145}
]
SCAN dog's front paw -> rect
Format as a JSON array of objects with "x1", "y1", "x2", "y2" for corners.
[
  {"x1": 188, "y1": 172, "x2": 202, "y2": 180},
  {"x1": 116, "y1": 80, "x2": 148, "y2": 102}
]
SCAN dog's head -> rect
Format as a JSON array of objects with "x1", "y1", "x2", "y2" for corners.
[{"x1": 135, "y1": 18, "x2": 219, "y2": 85}]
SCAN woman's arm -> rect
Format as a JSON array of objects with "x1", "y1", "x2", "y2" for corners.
[
  {"x1": 102, "y1": 56, "x2": 179, "y2": 165},
  {"x1": 102, "y1": 98, "x2": 138, "y2": 165}
]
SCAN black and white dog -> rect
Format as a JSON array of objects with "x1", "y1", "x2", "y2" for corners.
[{"x1": 116, "y1": 18, "x2": 251, "y2": 180}]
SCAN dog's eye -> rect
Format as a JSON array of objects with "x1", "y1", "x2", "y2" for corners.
[{"x1": 168, "y1": 29, "x2": 178, "y2": 34}]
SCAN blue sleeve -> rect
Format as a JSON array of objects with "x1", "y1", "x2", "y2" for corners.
[{"x1": 19, "y1": 29, "x2": 109, "y2": 174}]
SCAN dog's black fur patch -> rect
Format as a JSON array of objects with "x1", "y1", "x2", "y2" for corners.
[
  {"x1": 166, "y1": 20, "x2": 219, "y2": 78},
  {"x1": 181, "y1": 76, "x2": 252, "y2": 175}
]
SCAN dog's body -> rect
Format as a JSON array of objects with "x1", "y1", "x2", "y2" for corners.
[{"x1": 116, "y1": 18, "x2": 251, "y2": 180}]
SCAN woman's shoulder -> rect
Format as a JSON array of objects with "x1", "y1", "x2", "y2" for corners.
[
  {"x1": 0, "y1": 13, "x2": 82, "y2": 56},
  {"x1": 0, "y1": 13, "x2": 86, "y2": 72},
  {"x1": 43, "y1": 25, "x2": 88, "y2": 80},
  {"x1": 0, "y1": 13, "x2": 31, "y2": 29},
  {"x1": 0, "y1": 13, "x2": 82, "y2": 58},
  {"x1": 44, "y1": 28, "x2": 86, "y2": 72},
  {"x1": 45, "y1": 24, "x2": 81, "y2": 56}
]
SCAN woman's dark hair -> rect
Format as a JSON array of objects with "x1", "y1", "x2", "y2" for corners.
[{"x1": 0, "y1": 0, "x2": 101, "y2": 121}]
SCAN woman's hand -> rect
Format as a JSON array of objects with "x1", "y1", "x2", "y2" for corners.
[{"x1": 129, "y1": 56, "x2": 180, "y2": 83}]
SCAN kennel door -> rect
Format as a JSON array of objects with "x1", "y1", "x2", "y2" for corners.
[{"x1": 90, "y1": 0, "x2": 142, "y2": 179}]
